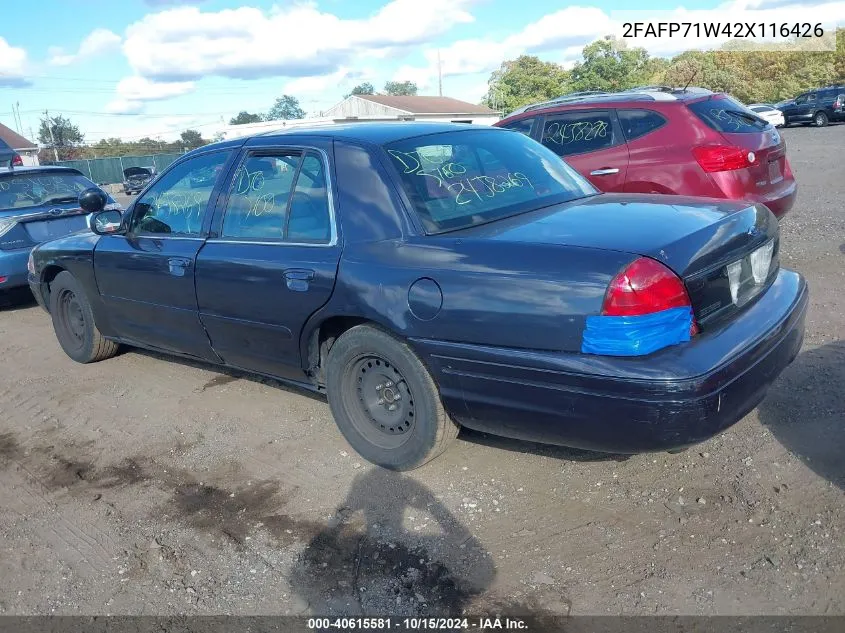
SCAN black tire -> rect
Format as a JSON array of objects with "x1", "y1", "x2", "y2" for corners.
[
  {"x1": 814, "y1": 111, "x2": 829, "y2": 127},
  {"x1": 49, "y1": 271, "x2": 119, "y2": 363},
  {"x1": 325, "y1": 325, "x2": 459, "y2": 470}
]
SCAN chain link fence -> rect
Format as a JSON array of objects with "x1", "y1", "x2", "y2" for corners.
[{"x1": 53, "y1": 153, "x2": 184, "y2": 186}]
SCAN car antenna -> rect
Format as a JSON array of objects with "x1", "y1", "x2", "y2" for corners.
[{"x1": 682, "y1": 67, "x2": 698, "y2": 93}]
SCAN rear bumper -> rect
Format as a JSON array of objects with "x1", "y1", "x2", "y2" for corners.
[
  {"x1": 0, "y1": 247, "x2": 32, "y2": 290},
  {"x1": 414, "y1": 269, "x2": 807, "y2": 453},
  {"x1": 738, "y1": 178, "x2": 796, "y2": 219}
]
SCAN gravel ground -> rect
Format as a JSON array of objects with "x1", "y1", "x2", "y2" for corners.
[{"x1": 0, "y1": 125, "x2": 843, "y2": 617}]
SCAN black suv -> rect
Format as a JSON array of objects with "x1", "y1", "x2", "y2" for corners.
[{"x1": 779, "y1": 85, "x2": 845, "y2": 127}]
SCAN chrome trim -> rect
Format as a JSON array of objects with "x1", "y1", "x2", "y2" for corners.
[
  {"x1": 3, "y1": 206, "x2": 89, "y2": 224},
  {"x1": 218, "y1": 145, "x2": 338, "y2": 247},
  {"x1": 590, "y1": 168, "x2": 620, "y2": 176}
]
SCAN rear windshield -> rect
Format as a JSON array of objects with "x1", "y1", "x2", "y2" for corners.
[
  {"x1": 688, "y1": 96, "x2": 771, "y2": 133},
  {"x1": 384, "y1": 129, "x2": 597, "y2": 233},
  {"x1": 0, "y1": 171, "x2": 97, "y2": 211}
]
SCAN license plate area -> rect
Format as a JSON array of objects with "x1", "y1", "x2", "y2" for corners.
[
  {"x1": 23, "y1": 215, "x2": 88, "y2": 242},
  {"x1": 726, "y1": 240, "x2": 775, "y2": 307},
  {"x1": 768, "y1": 159, "x2": 783, "y2": 184}
]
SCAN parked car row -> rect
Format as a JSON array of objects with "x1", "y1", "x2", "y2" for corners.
[
  {"x1": 777, "y1": 85, "x2": 845, "y2": 127},
  {"x1": 17, "y1": 112, "x2": 807, "y2": 470}
]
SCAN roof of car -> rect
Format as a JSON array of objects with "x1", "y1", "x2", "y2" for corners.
[
  {"x1": 506, "y1": 87, "x2": 717, "y2": 117},
  {"x1": 0, "y1": 165, "x2": 83, "y2": 177},
  {"x1": 261, "y1": 121, "x2": 495, "y2": 144}
]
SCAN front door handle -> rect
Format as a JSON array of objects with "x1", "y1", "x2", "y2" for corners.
[
  {"x1": 284, "y1": 268, "x2": 315, "y2": 292},
  {"x1": 167, "y1": 257, "x2": 192, "y2": 277},
  {"x1": 590, "y1": 168, "x2": 620, "y2": 176}
]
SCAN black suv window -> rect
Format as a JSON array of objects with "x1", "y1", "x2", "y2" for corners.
[
  {"x1": 617, "y1": 109, "x2": 667, "y2": 141},
  {"x1": 540, "y1": 111, "x2": 615, "y2": 157},
  {"x1": 131, "y1": 150, "x2": 231, "y2": 236},
  {"x1": 687, "y1": 97, "x2": 769, "y2": 133},
  {"x1": 501, "y1": 117, "x2": 534, "y2": 137}
]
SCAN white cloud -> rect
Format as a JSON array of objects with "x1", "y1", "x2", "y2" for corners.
[
  {"x1": 397, "y1": 0, "x2": 842, "y2": 92},
  {"x1": 105, "y1": 76, "x2": 196, "y2": 114},
  {"x1": 0, "y1": 37, "x2": 28, "y2": 86},
  {"x1": 49, "y1": 28, "x2": 122, "y2": 66},
  {"x1": 122, "y1": 0, "x2": 476, "y2": 82}
]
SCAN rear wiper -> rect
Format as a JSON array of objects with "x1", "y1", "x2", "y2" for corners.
[{"x1": 43, "y1": 196, "x2": 79, "y2": 205}]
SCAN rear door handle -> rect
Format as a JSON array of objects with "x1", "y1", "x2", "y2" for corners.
[
  {"x1": 590, "y1": 168, "x2": 620, "y2": 176},
  {"x1": 284, "y1": 268, "x2": 315, "y2": 291},
  {"x1": 167, "y1": 257, "x2": 192, "y2": 276}
]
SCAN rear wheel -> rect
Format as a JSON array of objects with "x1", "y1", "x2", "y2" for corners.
[
  {"x1": 49, "y1": 271, "x2": 119, "y2": 363},
  {"x1": 326, "y1": 325, "x2": 459, "y2": 470},
  {"x1": 814, "y1": 111, "x2": 829, "y2": 127}
]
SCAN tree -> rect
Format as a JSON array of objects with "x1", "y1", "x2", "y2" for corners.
[
  {"x1": 38, "y1": 114, "x2": 84, "y2": 161},
  {"x1": 570, "y1": 37, "x2": 665, "y2": 93},
  {"x1": 265, "y1": 95, "x2": 306, "y2": 120},
  {"x1": 483, "y1": 55, "x2": 570, "y2": 112},
  {"x1": 180, "y1": 129, "x2": 207, "y2": 149},
  {"x1": 383, "y1": 80, "x2": 418, "y2": 96},
  {"x1": 229, "y1": 111, "x2": 263, "y2": 125},
  {"x1": 347, "y1": 82, "x2": 375, "y2": 97}
]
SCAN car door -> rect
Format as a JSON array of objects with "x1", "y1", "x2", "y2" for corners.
[
  {"x1": 195, "y1": 143, "x2": 341, "y2": 380},
  {"x1": 538, "y1": 110, "x2": 629, "y2": 191},
  {"x1": 93, "y1": 149, "x2": 234, "y2": 360}
]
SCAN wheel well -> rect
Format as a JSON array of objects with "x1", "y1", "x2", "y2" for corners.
[
  {"x1": 39, "y1": 265, "x2": 66, "y2": 306},
  {"x1": 307, "y1": 316, "x2": 371, "y2": 387}
]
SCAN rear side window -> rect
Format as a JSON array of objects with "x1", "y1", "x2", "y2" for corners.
[
  {"x1": 687, "y1": 97, "x2": 770, "y2": 133},
  {"x1": 500, "y1": 117, "x2": 535, "y2": 137},
  {"x1": 540, "y1": 111, "x2": 616, "y2": 156},
  {"x1": 617, "y1": 109, "x2": 667, "y2": 141}
]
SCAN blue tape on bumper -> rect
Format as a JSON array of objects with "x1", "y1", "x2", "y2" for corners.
[{"x1": 581, "y1": 307, "x2": 693, "y2": 356}]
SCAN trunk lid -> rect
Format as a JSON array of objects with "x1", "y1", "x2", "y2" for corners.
[{"x1": 455, "y1": 193, "x2": 780, "y2": 326}]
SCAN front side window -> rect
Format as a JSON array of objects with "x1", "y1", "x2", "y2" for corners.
[
  {"x1": 131, "y1": 151, "x2": 231, "y2": 236},
  {"x1": 617, "y1": 109, "x2": 667, "y2": 142},
  {"x1": 221, "y1": 150, "x2": 331, "y2": 243},
  {"x1": 540, "y1": 111, "x2": 616, "y2": 157},
  {"x1": 385, "y1": 128, "x2": 597, "y2": 233},
  {"x1": 0, "y1": 171, "x2": 100, "y2": 211}
]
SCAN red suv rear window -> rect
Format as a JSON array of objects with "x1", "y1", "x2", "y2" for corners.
[{"x1": 687, "y1": 96, "x2": 770, "y2": 134}]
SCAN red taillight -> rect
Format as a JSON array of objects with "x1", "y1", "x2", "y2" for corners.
[
  {"x1": 692, "y1": 144, "x2": 756, "y2": 172},
  {"x1": 603, "y1": 257, "x2": 699, "y2": 334},
  {"x1": 11, "y1": 154, "x2": 23, "y2": 167}
]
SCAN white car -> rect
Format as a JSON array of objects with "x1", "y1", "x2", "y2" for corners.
[{"x1": 747, "y1": 104, "x2": 785, "y2": 127}]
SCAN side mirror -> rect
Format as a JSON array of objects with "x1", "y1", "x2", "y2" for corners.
[
  {"x1": 87, "y1": 209, "x2": 124, "y2": 235},
  {"x1": 78, "y1": 187, "x2": 108, "y2": 213}
]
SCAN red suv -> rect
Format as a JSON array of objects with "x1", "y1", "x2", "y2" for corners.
[{"x1": 495, "y1": 88, "x2": 796, "y2": 218}]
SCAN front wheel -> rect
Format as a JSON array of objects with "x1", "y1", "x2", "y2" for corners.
[
  {"x1": 49, "y1": 271, "x2": 119, "y2": 363},
  {"x1": 326, "y1": 325, "x2": 459, "y2": 470},
  {"x1": 814, "y1": 111, "x2": 829, "y2": 127}
]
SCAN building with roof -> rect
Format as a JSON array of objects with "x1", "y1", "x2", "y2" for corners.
[
  {"x1": 0, "y1": 122, "x2": 39, "y2": 166},
  {"x1": 217, "y1": 95, "x2": 501, "y2": 141}
]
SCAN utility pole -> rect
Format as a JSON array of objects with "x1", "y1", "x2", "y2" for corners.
[
  {"x1": 437, "y1": 50, "x2": 443, "y2": 97},
  {"x1": 45, "y1": 110, "x2": 59, "y2": 161},
  {"x1": 12, "y1": 102, "x2": 22, "y2": 134}
]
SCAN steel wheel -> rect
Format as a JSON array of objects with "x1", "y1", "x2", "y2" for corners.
[
  {"x1": 55, "y1": 288, "x2": 86, "y2": 353},
  {"x1": 345, "y1": 354, "x2": 416, "y2": 450}
]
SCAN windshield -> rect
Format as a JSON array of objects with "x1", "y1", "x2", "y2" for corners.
[
  {"x1": 688, "y1": 96, "x2": 771, "y2": 133},
  {"x1": 0, "y1": 171, "x2": 98, "y2": 211},
  {"x1": 384, "y1": 129, "x2": 597, "y2": 233}
]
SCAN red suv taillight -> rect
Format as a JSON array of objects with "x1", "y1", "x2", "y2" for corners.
[
  {"x1": 603, "y1": 257, "x2": 699, "y2": 335},
  {"x1": 692, "y1": 144, "x2": 757, "y2": 173},
  {"x1": 11, "y1": 154, "x2": 23, "y2": 167}
]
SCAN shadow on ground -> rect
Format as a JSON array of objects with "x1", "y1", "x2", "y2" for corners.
[
  {"x1": 758, "y1": 340, "x2": 845, "y2": 490},
  {"x1": 0, "y1": 287, "x2": 36, "y2": 311}
]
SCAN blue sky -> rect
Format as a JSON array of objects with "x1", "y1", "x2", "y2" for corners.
[{"x1": 0, "y1": 0, "x2": 837, "y2": 144}]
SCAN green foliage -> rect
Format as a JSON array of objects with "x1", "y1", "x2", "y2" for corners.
[
  {"x1": 483, "y1": 55, "x2": 570, "y2": 112},
  {"x1": 570, "y1": 38, "x2": 667, "y2": 92},
  {"x1": 383, "y1": 80, "x2": 418, "y2": 96},
  {"x1": 180, "y1": 129, "x2": 207, "y2": 149},
  {"x1": 229, "y1": 111, "x2": 263, "y2": 125},
  {"x1": 347, "y1": 82, "x2": 375, "y2": 97},
  {"x1": 486, "y1": 27, "x2": 844, "y2": 111},
  {"x1": 38, "y1": 114, "x2": 84, "y2": 161},
  {"x1": 265, "y1": 95, "x2": 306, "y2": 121}
]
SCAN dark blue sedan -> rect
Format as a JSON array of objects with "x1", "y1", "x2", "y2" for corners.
[
  {"x1": 27, "y1": 123, "x2": 807, "y2": 470},
  {"x1": 1, "y1": 165, "x2": 119, "y2": 294}
]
